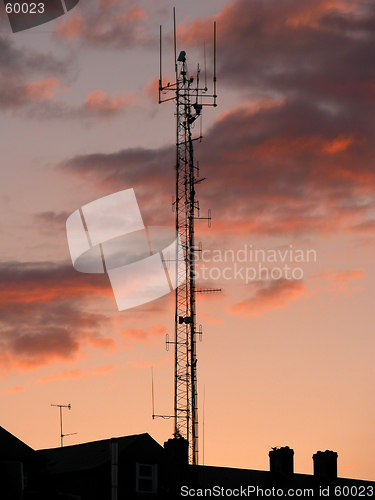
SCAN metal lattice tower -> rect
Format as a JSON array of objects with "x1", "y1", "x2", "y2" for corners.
[{"x1": 158, "y1": 10, "x2": 217, "y2": 465}]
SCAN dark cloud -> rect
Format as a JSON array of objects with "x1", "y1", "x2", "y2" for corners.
[
  {"x1": 34, "y1": 211, "x2": 71, "y2": 229},
  {"x1": 61, "y1": 145, "x2": 175, "y2": 225},
  {"x1": 0, "y1": 34, "x2": 74, "y2": 118},
  {"x1": 180, "y1": 0, "x2": 375, "y2": 102},
  {"x1": 54, "y1": 0, "x2": 375, "y2": 235},
  {"x1": 0, "y1": 34, "x2": 132, "y2": 120},
  {"x1": 0, "y1": 261, "x2": 110, "y2": 303},
  {"x1": 59, "y1": 95, "x2": 375, "y2": 235},
  {"x1": 0, "y1": 261, "x2": 174, "y2": 371},
  {"x1": 0, "y1": 35, "x2": 70, "y2": 78},
  {"x1": 0, "y1": 261, "x2": 115, "y2": 370},
  {"x1": 0, "y1": 74, "x2": 134, "y2": 120},
  {"x1": 53, "y1": 0, "x2": 154, "y2": 50}
]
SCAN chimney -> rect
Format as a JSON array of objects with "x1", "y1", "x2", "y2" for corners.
[
  {"x1": 269, "y1": 446, "x2": 294, "y2": 476},
  {"x1": 164, "y1": 436, "x2": 189, "y2": 466},
  {"x1": 313, "y1": 450, "x2": 338, "y2": 480}
]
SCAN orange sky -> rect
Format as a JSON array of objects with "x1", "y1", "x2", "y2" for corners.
[{"x1": 0, "y1": 0, "x2": 374, "y2": 482}]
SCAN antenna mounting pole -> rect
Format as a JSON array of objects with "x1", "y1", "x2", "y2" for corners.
[{"x1": 51, "y1": 403, "x2": 77, "y2": 447}]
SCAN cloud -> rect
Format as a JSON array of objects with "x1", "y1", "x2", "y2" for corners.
[
  {"x1": 121, "y1": 323, "x2": 169, "y2": 344},
  {"x1": 330, "y1": 269, "x2": 366, "y2": 284},
  {"x1": 0, "y1": 34, "x2": 79, "y2": 119},
  {"x1": 0, "y1": 261, "x2": 111, "y2": 306},
  {"x1": 60, "y1": 145, "x2": 174, "y2": 224},
  {"x1": 81, "y1": 90, "x2": 135, "y2": 118},
  {"x1": 34, "y1": 211, "x2": 71, "y2": 230},
  {"x1": 179, "y1": 0, "x2": 375, "y2": 102},
  {"x1": 0, "y1": 76, "x2": 67, "y2": 111},
  {"x1": 0, "y1": 34, "x2": 134, "y2": 120},
  {"x1": 0, "y1": 35, "x2": 70, "y2": 78},
  {"x1": 0, "y1": 75, "x2": 134, "y2": 120},
  {"x1": 0, "y1": 385, "x2": 25, "y2": 395},
  {"x1": 312, "y1": 268, "x2": 366, "y2": 291},
  {"x1": 54, "y1": 2, "x2": 152, "y2": 49},
  {"x1": 229, "y1": 279, "x2": 306, "y2": 316},
  {"x1": 0, "y1": 261, "x2": 116, "y2": 371},
  {"x1": 55, "y1": 0, "x2": 375, "y2": 236},
  {"x1": 60, "y1": 95, "x2": 375, "y2": 235},
  {"x1": 36, "y1": 365, "x2": 115, "y2": 384}
]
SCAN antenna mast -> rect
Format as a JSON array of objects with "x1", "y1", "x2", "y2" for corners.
[
  {"x1": 159, "y1": 9, "x2": 217, "y2": 466},
  {"x1": 51, "y1": 403, "x2": 77, "y2": 447}
]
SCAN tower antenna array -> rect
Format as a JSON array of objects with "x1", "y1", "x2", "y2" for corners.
[{"x1": 158, "y1": 9, "x2": 218, "y2": 466}]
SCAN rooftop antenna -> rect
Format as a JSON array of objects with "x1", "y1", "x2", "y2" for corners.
[
  {"x1": 151, "y1": 367, "x2": 173, "y2": 420},
  {"x1": 157, "y1": 10, "x2": 220, "y2": 466},
  {"x1": 202, "y1": 384, "x2": 205, "y2": 466},
  {"x1": 204, "y1": 42, "x2": 207, "y2": 91},
  {"x1": 51, "y1": 403, "x2": 77, "y2": 447},
  {"x1": 213, "y1": 21, "x2": 217, "y2": 107},
  {"x1": 173, "y1": 7, "x2": 178, "y2": 79}
]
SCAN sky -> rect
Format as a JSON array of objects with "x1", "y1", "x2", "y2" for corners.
[{"x1": 0, "y1": 0, "x2": 375, "y2": 482}]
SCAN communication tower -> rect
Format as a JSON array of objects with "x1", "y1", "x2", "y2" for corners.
[{"x1": 158, "y1": 9, "x2": 218, "y2": 466}]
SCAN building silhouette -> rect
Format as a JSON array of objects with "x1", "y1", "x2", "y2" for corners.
[{"x1": 0, "y1": 425, "x2": 374, "y2": 499}]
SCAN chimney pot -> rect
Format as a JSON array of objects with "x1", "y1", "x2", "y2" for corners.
[
  {"x1": 269, "y1": 446, "x2": 294, "y2": 476},
  {"x1": 164, "y1": 436, "x2": 189, "y2": 466},
  {"x1": 313, "y1": 450, "x2": 338, "y2": 480}
]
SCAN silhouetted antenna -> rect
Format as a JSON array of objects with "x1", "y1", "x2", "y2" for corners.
[
  {"x1": 151, "y1": 367, "x2": 155, "y2": 416},
  {"x1": 213, "y1": 22, "x2": 217, "y2": 107},
  {"x1": 204, "y1": 43, "x2": 207, "y2": 91},
  {"x1": 203, "y1": 384, "x2": 205, "y2": 466},
  {"x1": 173, "y1": 7, "x2": 177, "y2": 78},
  {"x1": 51, "y1": 404, "x2": 77, "y2": 447},
  {"x1": 196, "y1": 287, "x2": 222, "y2": 294},
  {"x1": 151, "y1": 367, "x2": 173, "y2": 420},
  {"x1": 157, "y1": 9, "x2": 219, "y2": 466},
  {"x1": 159, "y1": 25, "x2": 162, "y2": 103}
]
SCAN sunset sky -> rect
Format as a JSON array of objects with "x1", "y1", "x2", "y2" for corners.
[{"x1": 0, "y1": 0, "x2": 374, "y2": 481}]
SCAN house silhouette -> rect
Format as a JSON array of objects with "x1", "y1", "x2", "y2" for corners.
[{"x1": 1, "y1": 425, "x2": 374, "y2": 499}]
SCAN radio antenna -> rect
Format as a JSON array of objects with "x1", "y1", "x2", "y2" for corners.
[
  {"x1": 213, "y1": 21, "x2": 217, "y2": 107},
  {"x1": 159, "y1": 25, "x2": 163, "y2": 103},
  {"x1": 157, "y1": 10, "x2": 220, "y2": 466},
  {"x1": 204, "y1": 42, "x2": 207, "y2": 91},
  {"x1": 173, "y1": 7, "x2": 178, "y2": 78},
  {"x1": 51, "y1": 403, "x2": 77, "y2": 447},
  {"x1": 151, "y1": 367, "x2": 173, "y2": 420}
]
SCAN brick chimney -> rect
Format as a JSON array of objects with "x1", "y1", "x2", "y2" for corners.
[
  {"x1": 269, "y1": 446, "x2": 294, "y2": 476},
  {"x1": 313, "y1": 450, "x2": 338, "y2": 480}
]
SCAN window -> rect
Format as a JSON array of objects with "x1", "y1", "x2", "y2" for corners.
[{"x1": 136, "y1": 463, "x2": 157, "y2": 495}]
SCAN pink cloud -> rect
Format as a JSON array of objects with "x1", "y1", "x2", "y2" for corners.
[
  {"x1": 0, "y1": 262, "x2": 117, "y2": 372},
  {"x1": 230, "y1": 280, "x2": 306, "y2": 316},
  {"x1": 24, "y1": 78, "x2": 67, "y2": 100},
  {"x1": 0, "y1": 385, "x2": 25, "y2": 395},
  {"x1": 121, "y1": 323, "x2": 169, "y2": 344},
  {"x1": 54, "y1": 3, "x2": 150, "y2": 49},
  {"x1": 312, "y1": 268, "x2": 366, "y2": 292},
  {"x1": 331, "y1": 269, "x2": 367, "y2": 284},
  {"x1": 36, "y1": 365, "x2": 115, "y2": 384},
  {"x1": 82, "y1": 90, "x2": 134, "y2": 117}
]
